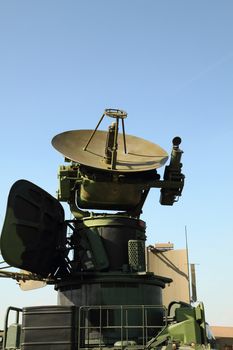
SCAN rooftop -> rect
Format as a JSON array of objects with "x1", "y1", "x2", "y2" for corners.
[{"x1": 211, "y1": 326, "x2": 233, "y2": 339}]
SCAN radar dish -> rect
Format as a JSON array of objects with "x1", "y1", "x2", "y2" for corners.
[
  {"x1": 52, "y1": 130, "x2": 168, "y2": 172},
  {"x1": 0, "y1": 180, "x2": 65, "y2": 277}
]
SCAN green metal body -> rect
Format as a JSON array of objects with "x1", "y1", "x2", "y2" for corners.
[{"x1": 0, "y1": 110, "x2": 213, "y2": 350}]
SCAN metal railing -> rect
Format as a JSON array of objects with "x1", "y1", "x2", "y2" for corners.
[
  {"x1": 3, "y1": 306, "x2": 22, "y2": 350},
  {"x1": 78, "y1": 305, "x2": 167, "y2": 349}
]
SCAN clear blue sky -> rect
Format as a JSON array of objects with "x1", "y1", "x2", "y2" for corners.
[{"x1": 0, "y1": 1, "x2": 233, "y2": 327}]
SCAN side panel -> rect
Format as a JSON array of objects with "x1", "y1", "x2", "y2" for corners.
[{"x1": 21, "y1": 306, "x2": 77, "y2": 350}]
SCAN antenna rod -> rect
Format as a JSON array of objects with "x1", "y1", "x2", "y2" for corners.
[
  {"x1": 111, "y1": 118, "x2": 119, "y2": 169},
  {"x1": 185, "y1": 225, "x2": 191, "y2": 303},
  {"x1": 190, "y1": 263, "x2": 197, "y2": 302},
  {"x1": 121, "y1": 118, "x2": 127, "y2": 154},
  {"x1": 83, "y1": 112, "x2": 105, "y2": 151}
]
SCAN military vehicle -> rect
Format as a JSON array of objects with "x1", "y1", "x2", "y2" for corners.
[{"x1": 0, "y1": 109, "x2": 213, "y2": 349}]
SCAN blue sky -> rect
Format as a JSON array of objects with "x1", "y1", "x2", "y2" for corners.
[{"x1": 0, "y1": 1, "x2": 233, "y2": 327}]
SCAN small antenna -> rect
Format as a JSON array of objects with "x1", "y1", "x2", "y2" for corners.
[
  {"x1": 185, "y1": 225, "x2": 191, "y2": 303},
  {"x1": 190, "y1": 263, "x2": 197, "y2": 302}
]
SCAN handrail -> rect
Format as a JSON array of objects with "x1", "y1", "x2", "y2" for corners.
[
  {"x1": 78, "y1": 304, "x2": 167, "y2": 350},
  {"x1": 3, "y1": 306, "x2": 22, "y2": 350}
]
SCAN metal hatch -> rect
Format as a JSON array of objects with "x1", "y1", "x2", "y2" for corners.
[{"x1": 0, "y1": 180, "x2": 65, "y2": 277}]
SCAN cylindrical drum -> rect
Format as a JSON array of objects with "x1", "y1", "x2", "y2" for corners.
[
  {"x1": 75, "y1": 216, "x2": 146, "y2": 270},
  {"x1": 57, "y1": 274, "x2": 168, "y2": 345}
]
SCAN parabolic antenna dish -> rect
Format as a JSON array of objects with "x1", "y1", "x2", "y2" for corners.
[{"x1": 52, "y1": 130, "x2": 168, "y2": 173}]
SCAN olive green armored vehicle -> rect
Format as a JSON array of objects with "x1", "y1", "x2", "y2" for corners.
[{"x1": 0, "y1": 109, "x2": 214, "y2": 350}]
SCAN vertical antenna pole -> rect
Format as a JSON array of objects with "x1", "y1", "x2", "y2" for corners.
[
  {"x1": 185, "y1": 225, "x2": 191, "y2": 303},
  {"x1": 190, "y1": 263, "x2": 197, "y2": 302},
  {"x1": 111, "y1": 117, "x2": 119, "y2": 169}
]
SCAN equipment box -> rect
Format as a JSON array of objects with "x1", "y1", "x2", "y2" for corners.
[{"x1": 21, "y1": 305, "x2": 78, "y2": 350}]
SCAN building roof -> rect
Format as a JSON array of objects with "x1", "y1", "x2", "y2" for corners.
[{"x1": 211, "y1": 326, "x2": 233, "y2": 339}]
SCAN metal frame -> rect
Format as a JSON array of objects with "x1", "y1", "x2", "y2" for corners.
[
  {"x1": 3, "y1": 306, "x2": 22, "y2": 350},
  {"x1": 78, "y1": 305, "x2": 167, "y2": 350}
]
